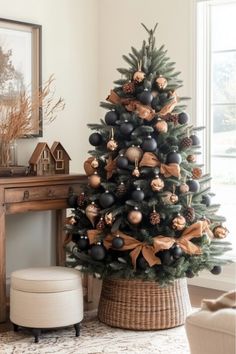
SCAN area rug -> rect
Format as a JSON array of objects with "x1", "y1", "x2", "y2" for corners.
[{"x1": 0, "y1": 312, "x2": 190, "y2": 354}]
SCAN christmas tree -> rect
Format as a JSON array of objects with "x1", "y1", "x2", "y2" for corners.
[{"x1": 65, "y1": 24, "x2": 231, "y2": 286}]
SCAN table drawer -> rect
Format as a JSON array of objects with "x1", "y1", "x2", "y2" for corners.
[{"x1": 5, "y1": 184, "x2": 82, "y2": 203}]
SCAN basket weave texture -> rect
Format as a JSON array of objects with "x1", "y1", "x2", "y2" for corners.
[{"x1": 98, "y1": 277, "x2": 191, "y2": 330}]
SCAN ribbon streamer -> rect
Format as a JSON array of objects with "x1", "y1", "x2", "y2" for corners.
[
  {"x1": 84, "y1": 157, "x2": 96, "y2": 176},
  {"x1": 139, "y1": 152, "x2": 180, "y2": 178},
  {"x1": 105, "y1": 156, "x2": 117, "y2": 179}
]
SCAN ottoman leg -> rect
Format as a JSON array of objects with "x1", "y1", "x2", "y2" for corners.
[
  {"x1": 74, "y1": 322, "x2": 80, "y2": 337},
  {"x1": 13, "y1": 323, "x2": 19, "y2": 332},
  {"x1": 32, "y1": 328, "x2": 41, "y2": 343}
]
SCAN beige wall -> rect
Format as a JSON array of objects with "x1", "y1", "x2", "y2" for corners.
[{"x1": 1, "y1": 0, "x2": 195, "y2": 279}]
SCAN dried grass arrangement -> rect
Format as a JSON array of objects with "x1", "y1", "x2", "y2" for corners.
[{"x1": 0, "y1": 75, "x2": 65, "y2": 167}]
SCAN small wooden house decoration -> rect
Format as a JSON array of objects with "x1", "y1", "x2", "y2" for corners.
[
  {"x1": 50, "y1": 141, "x2": 71, "y2": 174},
  {"x1": 29, "y1": 142, "x2": 56, "y2": 176}
]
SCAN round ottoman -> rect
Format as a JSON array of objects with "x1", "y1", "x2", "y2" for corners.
[{"x1": 10, "y1": 266, "x2": 83, "y2": 342}]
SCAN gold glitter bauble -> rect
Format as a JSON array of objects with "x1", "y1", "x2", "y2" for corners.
[
  {"x1": 89, "y1": 174, "x2": 101, "y2": 188},
  {"x1": 151, "y1": 177, "x2": 164, "y2": 192},
  {"x1": 213, "y1": 225, "x2": 229, "y2": 239},
  {"x1": 125, "y1": 146, "x2": 143, "y2": 163},
  {"x1": 172, "y1": 215, "x2": 186, "y2": 231},
  {"x1": 133, "y1": 70, "x2": 145, "y2": 83},
  {"x1": 127, "y1": 210, "x2": 142, "y2": 224},
  {"x1": 156, "y1": 76, "x2": 167, "y2": 90},
  {"x1": 155, "y1": 119, "x2": 168, "y2": 133},
  {"x1": 107, "y1": 138, "x2": 118, "y2": 151}
]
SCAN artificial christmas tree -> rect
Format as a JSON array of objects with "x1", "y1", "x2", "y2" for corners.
[{"x1": 65, "y1": 24, "x2": 231, "y2": 329}]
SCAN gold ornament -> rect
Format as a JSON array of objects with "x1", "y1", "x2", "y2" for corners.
[
  {"x1": 192, "y1": 167, "x2": 202, "y2": 179},
  {"x1": 104, "y1": 212, "x2": 114, "y2": 225},
  {"x1": 107, "y1": 128, "x2": 118, "y2": 151},
  {"x1": 128, "y1": 209, "x2": 143, "y2": 224},
  {"x1": 156, "y1": 75, "x2": 167, "y2": 90},
  {"x1": 155, "y1": 119, "x2": 168, "y2": 133},
  {"x1": 132, "y1": 158, "x2": 140, "y2": 177},
  {"x1": 179, "y1": 183, "x2": 189, "y2": 193},
  {"x1": 65, "y1": 216, "x2": 78, "y2": 225},
  {"x1": 187, "y1": 154, "x2": 197, "y2": 163},
  {"x1": 172, "y1": 215, "x2": 186, "y2": 231},
  {"x1": 213, "y1": 225, "x2": 229, "y2": 239},
  {"x1": 125, "y1": 146, "x2": 143, "y2": 163},
  {"x1": 91, "y1": 158, "x2": 99, "y2": 169},
  {"x1": 170, "y1": 193, "x2": 178, "y2": 204},
  {"x1": 161, "y1": 191, "x2": 173, "y2": 205},
  {"x1": 89, "y1": 173, "x2": 101, "y2": 188},
  {"x1": 151, "y1": 176, "x2": 164, "y2": 192},
  {"x1": 85, "y1": 203, "x2": 100, "y2": 226},
  {"x1": 133, "y1": 70, "x2": 145, "y2": 83}
]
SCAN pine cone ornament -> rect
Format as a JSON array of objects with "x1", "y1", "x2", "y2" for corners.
[
  {"x1": 116, "y1": 182, "x2": 127, "y2": 197},
  {"x1": 150, "y1": 211, "x2": 161, "y2": 225},
  {"x1": 192, "y1": 167, "x2": 202, "y2": 179},
  {"x1": 122, "y1": 81, "x2": 135, "y2": 94},
  {"x1": 184, "y1": 207, "x2": 195, "y2": 223},
  {"x1": 180, "y1": 137, "x2": 192, "y2": 149}
]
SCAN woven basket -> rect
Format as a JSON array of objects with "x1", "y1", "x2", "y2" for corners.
[{"x1": 98, "y1": 277, "x2": 191, "y2": 330}]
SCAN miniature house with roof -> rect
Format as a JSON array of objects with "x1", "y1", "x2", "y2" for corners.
[
  {"x1": 29, "y1": 143, "x2": 56, "y2": 176},
  {"x1": 50, "y1": 141, "x2": 71, "y2": 174}
]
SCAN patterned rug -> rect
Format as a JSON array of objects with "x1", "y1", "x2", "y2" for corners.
[{"x1": 0, "y1": 312, "x2": 190, "y2": 354}]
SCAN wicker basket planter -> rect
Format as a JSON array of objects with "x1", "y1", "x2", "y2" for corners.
[{"x1": 98, "y1": 277, "x2": 191, "y2": 330}]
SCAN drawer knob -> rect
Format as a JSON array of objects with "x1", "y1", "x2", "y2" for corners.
[{"x1": 23, "y1": 190, "x2": 29, "y2": 200}]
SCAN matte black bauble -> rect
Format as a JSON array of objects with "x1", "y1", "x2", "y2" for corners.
[
  {"x1": 77, "y1": 237, "x2": 89, "y2": 251},
  {"x1": 178, "y1": 112, "x2": 189, "y2": 124},
  {"x1": 137, "y1": 256, "x2": 149, "y2": 270},
  {"x1": 90, "y1": 244, "x2": 106, "y2": 261},
  {"x1": 159, "y1": 92, "x2": 168, "y2": 104},
  {"x1": 99, "y1": 191, "x2": 115, "y2": 208},
  {"x1": 89, "y1": 132, "x2": 103, "y2": 146},
  {"x1": 120, "y1": 122, "x2": 134, "y2": 136},
  {"x1": 105, "y1": 110, "x2": 118, "y2": 125},
  {"x1": 187, "y1": 179, "x2": 200, "y2": 193},
  {"x1": 171, "y1": 245, "x2": 183, "y2": 259},
  {"x1": 131, "y1": 188, "x2": 145, "y2": 202},
  {"x1": 186, "y1": 269, "x2": 195, "y2": 278},
  {"x1": 134, "y1": 85, "x2": 145, "y2": 96},
  {"x1": 137, "y1": 90, "x2": 153, "y2": 105},
  {"x1": 190, "y1": 134, "x2": 200, "y2": 146},
  {"x1": 67, "y1": 194, "x2": 78, "y2": 208},
  {"x1": 151, "y1": 96, "x2": 160, "y2": 110},
  {"x1": 202, "y1": 194, "x2": 211, "y2": 207},
  {"x1": 159, "y1": 250, "x2": 174, "y2": 266},
  {"x1": 141, "y1": 136, "x2": 157, "y2": 152},
  {"x1": 112, "y1": 236, "x2": 124, "y2": 249},
  {"x1": 210, "y1": 265, "x2": 222, "y2": 275},
  {"x1": 116, "y1": 155, "x2": 129, "y2": 169},
  {"x1": 166, "y1": 151, "x2": 182, "y2": 164}
]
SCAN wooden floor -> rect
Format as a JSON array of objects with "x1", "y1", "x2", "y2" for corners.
[{"x1": 0, "y1": 285, "x2": 224, "y2": 334}]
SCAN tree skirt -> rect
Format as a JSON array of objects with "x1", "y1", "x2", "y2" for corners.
[{"x1": 0, "y1": 312, "x2": 190, "y2": 354}]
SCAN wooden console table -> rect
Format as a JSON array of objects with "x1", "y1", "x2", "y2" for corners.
[{"x1": 0, "y1": 174, "x2": 87, "y2": 322}]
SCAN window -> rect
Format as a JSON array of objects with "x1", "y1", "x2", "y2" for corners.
[
  {"x1": 56, "y1": 161, "x2": 64, "y2": 170},
  {"x1": 57, "y1": 149, "x2": 63, "y2": 160},
  {"x1": 43, "y1": 149, "x2": 49, "y2": 160},
  {"x1": 190, "y1": 0, "x2": 236, "y2": 291}
]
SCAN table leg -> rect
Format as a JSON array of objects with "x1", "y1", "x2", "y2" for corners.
[
  {"x1": 56, "y1": 209, "x2": 66, "y2": 266},
  {"x1": 0, "y1": 205, "x2": 6, "y2": 322}
]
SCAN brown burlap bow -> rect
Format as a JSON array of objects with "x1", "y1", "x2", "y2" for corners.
[
  {"x1": 87, "y1": 221, "x2": 209, "y2": 269},
  {"x1": 105, "y1": 156, "x2": 117, "y2": 179},
  {"x1": 107, "y1": 90, "x2": 178, "y2": 120},
  {"x1": 139, "y1": 152, "x2": 181, "y2": 178}
]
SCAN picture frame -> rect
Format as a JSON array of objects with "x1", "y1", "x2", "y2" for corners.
[{"x1": 0, "y1": 18, "x2": 42, "y2": 136}]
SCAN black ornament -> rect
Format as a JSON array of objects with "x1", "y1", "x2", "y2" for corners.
[
  {"x1": 137, "y1": 90, "x2": 153, "y2": 105},
  {"x1": 210, "y1": 265, "x2": 222, "y2": 275},
  {"x1": 178, "y1": 112, "x2": 189, "y2": 125},
  {"x1": 159, "y1": 92, "x2": 168, "y2": 104},
  {"x1": 171, "y1": 245, "x2": 183, "y2": 259},
  {"x1": 116, "y1": 155, "x2": 129, "y2": 169},
  {"x1": 190, "y1": 134, "x2": 200, "y2": 146},
  {"x1": 159, "y1": 250, "x2": 174, "y2": 266},
  {"x1": 90, "y1": 244, "x2": 106, "y2": 260},
  {"x1": 89, "y1": 132, "x2": 103, "y2": 146},
  {"x1": 141, "y1": 136, "x2": 157, "y2": 152},
  {"x1": 202, "y1": 194, "x2": 211, "y2": 207},
  {"x1": 151, "y1": 96, "x2": 160, "y2": 111},
  {"x1": 99, "y1": 191, "x2": 115, "y2": 208},
  {"x1": 120, "y1": 122, "x2": 134, "y2": 135},
  {"x1": 112, "y1": 236, "x2": 124, "y2": 249},
  {"x1": 131, "y1": 188, "x2": 145, "y2": 202},
  {"x1": 105, "y1": 110, "x2": 118, "y2": 125},
  {"x1": 187, "y1": 179, "x2": 200, "y2": 193},
  {"x1": 137, "y1": 256, "x2": 149, "y2": 270},
  {"x1": 68, "y1": 194, "x2": 78, "y2": 208},
  {"x1": 166, "y1": 151, "x2": 182, "y2": 164},
  {"x1": 77, "y1": 236, "x2": 89, "y2": 251},
  {"x1": 186, "y1": 269, "x2": 195, "y2": 278}
]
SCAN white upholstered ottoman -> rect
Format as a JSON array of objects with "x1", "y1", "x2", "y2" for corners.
[{"x1": 10, "y1": 266, "x2": 83, "y2": 342}]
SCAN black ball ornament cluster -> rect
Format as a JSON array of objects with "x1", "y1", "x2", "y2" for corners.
[
  {"x1": 91, "y1": 243, "x2": 106, "y2": 260},
  {"x1": 166, "y1": 151, "x2": 182, "y2": 164},
  {"x1": 99, "y1": 191, "x2": 115, "y2": 208},
  {"x1": 89, "y1": 132, "x2": 103, "y2": 146},
  {"x1": 105, "y1": 110, "x2": 118, "y2": 125},
  {"x1": 141, "y1": 135, "x2": 157, "y2": 152}
]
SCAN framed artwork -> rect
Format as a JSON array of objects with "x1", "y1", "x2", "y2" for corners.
[{"x1": 0, "y1": 18, "x2": 42, "y2": 136}]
